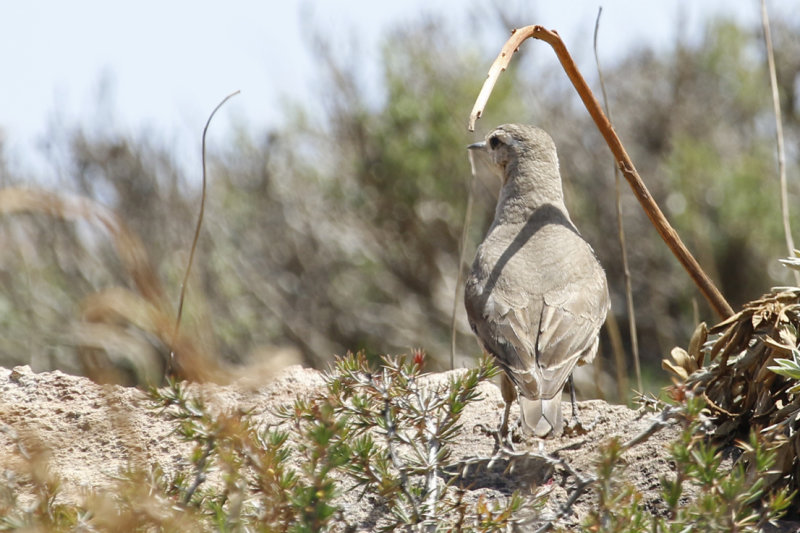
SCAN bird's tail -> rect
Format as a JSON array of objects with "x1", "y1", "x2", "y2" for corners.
[{"x1": 519, "y1": 396, "x2": 563, "y2": 438}]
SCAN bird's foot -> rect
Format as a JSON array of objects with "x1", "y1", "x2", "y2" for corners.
[
  {"x1": 474, "y1": 419, "x2": 520, "y2": 452},
  {"x1": 563, "y1": 415, "x2": 599, "y2": 437},
  {"x1": 563, "y1": 419, "x2": 588, "y2": 437}
]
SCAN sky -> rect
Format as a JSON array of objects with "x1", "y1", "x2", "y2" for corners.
[{"x1": 1, "y1": 1, "x2": 764, "y2": 177}]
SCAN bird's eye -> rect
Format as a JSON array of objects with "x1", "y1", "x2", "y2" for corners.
[{"x1": 488, "y1": 136, "x2": 501, "y2": 150}]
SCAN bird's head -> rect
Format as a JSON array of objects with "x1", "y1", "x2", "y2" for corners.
[{"x1": 468, "y1": 124, "x2": 558, "y2": 184}]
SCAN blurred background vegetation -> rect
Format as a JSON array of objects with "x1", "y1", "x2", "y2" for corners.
[{"x1": 0, "y1": 7, "x2": 798, "y2": 400}]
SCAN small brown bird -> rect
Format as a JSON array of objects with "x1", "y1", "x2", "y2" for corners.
[{"x1": 465, "y1": 124, "x2": 609, "y2": 438}]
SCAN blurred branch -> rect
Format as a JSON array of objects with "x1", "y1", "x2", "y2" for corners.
[
  {"x1": 594, "y1": 8, "x2": 641, "y2": 394},
  {"x1": 760, "y1": 0, "x2": 799, "y2": 285},
  {"x1": 0, "y1": 188, "x2": 166, "y2": 308},
  {"x1": 0, "y1": 187, "x2": 223, "y2": 383},
  {"x1": 468, "y1": 25, "x2": 734, "y2": 319}
]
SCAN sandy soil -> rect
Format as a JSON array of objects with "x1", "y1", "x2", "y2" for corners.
[{"x1": 0, "y1": 363, "x2": 783, "y2": 530}]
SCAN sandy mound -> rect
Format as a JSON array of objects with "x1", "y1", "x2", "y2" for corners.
[{"x1": 0, "y1": 363, "x2": 702, "y2": 529}]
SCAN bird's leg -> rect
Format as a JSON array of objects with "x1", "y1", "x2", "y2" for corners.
[
  {"x1": 475, "y1": 373, "x2": 517, "y2": 451},
  {"x1": 564, "y1": 374, "x2": 594, "y2": 436},
  {"x1": 499, "y1": 373, "x2": 516, "y2": 442},
  {"x1": 569, "y1": 374, "x2": 580, "y2": 428},
  {"x1": 499, "y1": 397, "x2": 512, "y2": 441}
]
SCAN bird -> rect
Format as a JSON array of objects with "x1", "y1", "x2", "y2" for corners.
[{"x1": 464, "y1": 124, "x2": 609, "y2": 439}]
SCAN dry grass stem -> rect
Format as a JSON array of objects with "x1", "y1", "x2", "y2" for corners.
[
  {"x1": 593, "y1": 8, "x2": 642, "y2": 394},
  {"x1": 450, "y1": 151, "x2": 479, "y2": 369},
  {"x1": 760, "y1": 0, "x2": 799, "y2": 286},
  {"x1": 171, "y1": 90, "x2": 241, "y2": 364}
]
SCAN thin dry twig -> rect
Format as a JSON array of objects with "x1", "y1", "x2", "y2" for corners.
[
  {"x1": 619, "y1": 406, "x2": 680, "y2": 452},
  {"x1": 593, "y1": 8, "x2": 642, "y2": 394},
  {"x1": 530, "y1": 454, "x2": 596, "y2": 533},
  {"x1": 760, "y1": 0, "x2": 799, "y2": 285},
  {"x1": 468, "y1": 25, "x2": 733, "y2": 319},
  {"x1": 170, "y1": 90, "x2": 240, "y2": 365},
  {"x1": 532, "y1": 476, "x2": 594, "y2": 533}
]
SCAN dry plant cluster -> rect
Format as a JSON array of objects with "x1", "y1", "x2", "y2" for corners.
[{"x1": 663, "y1": 254, "x2": 800, "y2": 502}]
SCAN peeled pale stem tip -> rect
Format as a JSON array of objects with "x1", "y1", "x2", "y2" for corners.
[{"x1": 467, "y1": 149, "x2": 478, "y2": 177}]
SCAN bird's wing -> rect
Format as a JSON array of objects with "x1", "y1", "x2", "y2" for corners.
[
  {"x1": 466, "y1": 288, "x2": 539, "y2": 396},
  {"x1": 479, "y1": 269, "x2": 609, "y2": 401},
  {"x1": 532, "y1": 273, "x2": 608, "y2": 398}
]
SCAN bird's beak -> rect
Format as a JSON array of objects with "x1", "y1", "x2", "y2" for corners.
[{"x1": 467, "y1": 140, "x2": 487, "y2": 151}]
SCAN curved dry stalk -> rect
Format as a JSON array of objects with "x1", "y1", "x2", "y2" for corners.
[
  {"x1": 171, "y1": 90, "x2": 240, "y2": 363},
  {"x1": 593, "y1": 8, "x2": 641, "y2": 394},
  {"x1": 760, "y1": 0, "x2": 799, "y2": 285},
  {"x1": 468, "y1": 25, "x2": 733, "y2": 319}
]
